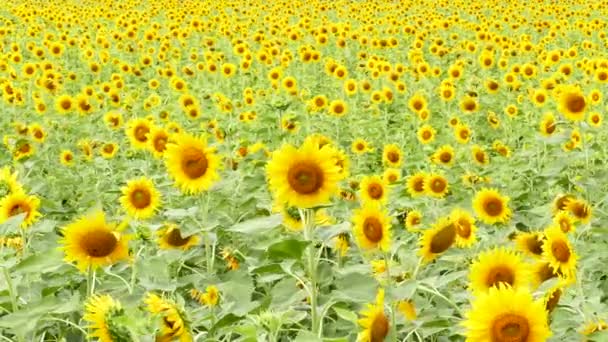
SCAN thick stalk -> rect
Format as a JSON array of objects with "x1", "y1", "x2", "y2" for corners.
[
  {"x1": 301, "y1": 208, "x2": 319, "y2": 336},
  {"x1": 2, "y1": 267, "x2": 18, "y2": 313}
]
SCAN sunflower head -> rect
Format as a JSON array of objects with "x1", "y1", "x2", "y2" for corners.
[
  {"x1": 406, "y1": 172, "x2": 427, "y2": 198},
  {"x1": 514, "y1": 232, "x2": 545, "y2": 258},
  {"x1": 359, "y1": 175, "x2": 389, "y2": 205},
  {"x1": 469, "y1": 247, "x2": 530, "y2": 295},
  {"x1": 382, "y1": 144, "x2": 403, "y2": 167},
  {"x1": 418, "y1": 216, "x2": 457, "y2": 262},
  {"x1": 0, "y1": 191, "x2": 41, "y2": 228},
  {"x1": 542, "y1": 226, "x2": 577, "y2": 280},
  {"x1": 352, "y1": 202, "x2": 392, "y2": 252},
  {"x1": 358, "y1": 288, "x2": 390, "y2": 342},
  {"x1": 83, "y1": 295, "x2": 132, "y2": 342},
  {"x1": 558, "y1": 86, "x2": 586, "y2": 121},
  {"x1": 120, "y1": 177, "x2": 161, "y2": 220},
  {"x1": 451, "y1": 208, "x2": 477, "y2": 247},
  {"x1": 157, "y1": 224, "x2": 200, "y2": 251},
  {"x1": 472, "y1": 188, "x2": 511, "y2": 225}
]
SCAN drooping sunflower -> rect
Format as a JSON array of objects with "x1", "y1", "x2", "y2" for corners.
[
  {"x1": 462, "y1": 286, "x2": 551, "y2": 342},
  {"x1": 469, "y1": 247, "x2": 530, "y2": 295},
  {"x1": 382, "y1": 144, "x2": 403, "y2": 167},
  {"x1": 83, "y1": 295, "x2": 131, "y2": 342},
  {"x1": 359, "y1": 175, "x2": 389, "y2": 205},
  {"x1": 352, "y1": 202, "x2": 391, "y2": 252},
  {"x1": 425, "y1": 174, "x2": 449, "y2": 198},
  {"x1": 0, "y1": 190, "x2": 41, "y2": 228},
  {"x1": 567, "y1": 198, "x2": 592, "y2": 224},
  {"x1": 451, "y1": 209, "x2": 477, "y2": 247},
  {"x1": 515, "y1": 232, "x2": 545, "y2": 258},
  {"x1": 472, "y1": 188, "x2": 511, "y2": 224},
  {"x1": 542, "y1": 226, "x2": 577, "y2": 279},
  {"x1": 126, "y1": 118, "x2": 152, "y2": 149},
  {"x1": 165, "y1": 133, "x2": 221, "y2": 194},
  {"x1": 60, "y1": 210, "x2": 131, "y2": 272},
  {"x1": 0, "y1": 167, "x2": 22, "y2": 199},
  {"x1": 267, "y1": 139, "x2": 343, "y2": 208},
  {"x1": 157, "y1": 223, "x2": 200, "y2": 251},
  {"x1": 418, "y1": 216, "x2": 457, "y2": 262},
  {"x1": 406, "y1": 172, "x2": 427, "y2": 197},
  {"x1": 119, "y1": 177, "x2": 161, "y2": 219},
  {"x1": 145, "y1": 293, "x2": 193, "y2": 342},
  {"x1": 558, "y1": 86, "x2": 586, "y2": 121},
  {"x1": 357, "y1": 288, "x2": 390, "y2": 342}
]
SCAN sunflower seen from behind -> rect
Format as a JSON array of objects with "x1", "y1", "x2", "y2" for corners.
[
  {"x1": 60, "y1": 210, "x2": 131, "y2": 272},
  {"x1": 462, "y1": 285, "x2": 551, "y2": 342},
  {"x1": 352, "y1": 201, "x2": 391, "y2": 252},
  {"x1": 165, "y1": 133, "x2": 221, "y2": 194},
  {"x1": 119, "y1": 177, "x2": 161, "y2": 220},
  {"x1": 267, "y1": 138, "x2": 343, "y2": 209},
  {"x1": 84, "y1": 295, "x2": 132, "y2": 342}
]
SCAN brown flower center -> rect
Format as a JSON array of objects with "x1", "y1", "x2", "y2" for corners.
[
  {"x1": 367, "y1": 183, "x2": 383, "y2": 200},
  {"x1": 181, "y1": 147, "x2": 209, "y2": 179},
  {"x1": 130, "y1": 189, "x2": 151, "y2": 209},
  {"x1": 546, "y1": 289, "x2": 561, "y2": 313},
  {"x1": 387, "y1": 151, "x2": 399, "y2": 163},
  {"x1": 370, "y1": 312, "x2": 390, "y2": 342},
  {"x1": 440, "y1": 152, "x2": 452, "y2": 163},
  {"x1": 486, "y1": 265, "x2": 515, "y2": 288},
  {"x1": 491, "y1": 314, "x2": 530, "y2": 342},
  {"x1": 363, "y1": 217, "x2": 383, "y2": 243},
  {"x1": 153, "y1": 136, "x2": 167, "y2": 153},
  {"x1": 287, "y1": 162, "x2": 324, "y2": 195},
  {"x1": 413, "y1": 177, "x2": 425, "y2": 193},
  {"x1": 430, "y1": 178, "x2": 446, "y2": 193},
  {"x1": 565, "y1": 93, "x2": 586, "y2": 113},
  {"x1": 80, "y1": 229, "x2": 118, "y2": 257},
  {"x1": 9, "y1": 203, "x2": 28, "y2": 217},
  {"x1": 134, "y1": 125, "x2": 150, "y2": 142},
  {"x1": 166, "y1": 228, "x2": 191, "y2": 247},
  {"x1": 483, "y1": 197, "x2": 503, "y2": 216},
  {"x1": 551, "y1": 240, "x2": 570, "y2": 262},
  {"x1": 456, "y1": 218, "x2": 471, "y2": 238},
  {"x1": 526, "y1": 236, "x2": 543, "y2": 255},
  {"x1": 430, "y1": 223, "x2": 456, "y2": 254},
  {"x1": 537, "y1": 262, "x2": 558, "y2": 283}
]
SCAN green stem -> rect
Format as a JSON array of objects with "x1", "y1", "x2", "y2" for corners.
[
  {"x1": 301, "y1": 209, "x2": 319, "y2": 336},
  {"x1": 2, "y1": 266, "x2": 18, "y2": 313},
  {"x1": 383, "y1": 252, "x2": 397, "y2": 340},
  {"x1": 86, "y1": 265, "x2": 95, "y2": 298}
]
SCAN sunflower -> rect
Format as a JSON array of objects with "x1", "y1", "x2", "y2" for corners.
[
  {"x1": 382, "y1": 144, "x2": 403, "y2": 167},
  {"x1": 567, "y1": 198, "x2": 592, "y2": 223},
  {"x1": 104, "y1": 112, "x2": 123, "y2": 130},
  {"x1": 60, "y1": 150, "x2": 75, "y2": 166},
  {"x1": 462, "y1": 286, "x2": 551, "y2": 342},
  {"x1": 29, "y1": 123, "x2": 46, "y2": 143},
  {"x1": 451, "y1": 209, "x2": 477, "y2": 247},
  {"x1": 352, "y1": 138, "x2": 372, "y2": 154},
  {"x1": 587, "y1": 112, "x2": 602, "y2": 127},
  {"x1": 418, "y1": 216, "x2": 456, "y2": 262},
  {"x1": 190, "y1": 285, "x2": 220, "y2": 307},
  {"x1": 553, "y1": 211, "x2": 575, "y2": 233},
  {"x1": 472, "y1": 188, "x2": 511, "y2": 225},
  {"x1": 397, "y1": 299, "x2": 417, "y2": 321},
  {"x1": 157, "y1": 224, "x2": 200, "y2": 251},
  {"x1": 100, "y1": 143, "x2": 119, "y2": 159},
  {"x1": 471, "y1": 145, "x2": 489, "y2": 166},
  {"x1": 54, "y1": 94, "x2": 74, "y2": 114},
  {"x1": 580, "y1": 320, "x2": 608, "y2": 337},
  {"x1": 552, "y1": 194, "x2": 575, "y2": 213},
  {"x1": 424, "y1": 174, "x2": 449, "y2": 198},
  {"x1": 431, "y1": 145, "x2": 455, "y2": 167},
  {"x1": 558, "y1": 86, "x2": 586, "y2": 121},
  {"x1": 352, "y1": 202, "x2": 391, "y2": 252},
  {"x1": 84, "y1": 295, "x2": 131, "y2": 342},
  {"x1": 145, "y1": 293, "x2": 193, "y2": 342},
  {"x1": 357, "y1": 288, "x2": 390, "y2": 342},
  {"x1": 531, "y1": 261, "x2": 559, "y2": 288},
  {"x1": 542, "y1": 226, "x2": 577, "y2": 279},
  {"x1": 0, "y1": 191, "x2": 41, "y2": 228},
  {"x1": 0, "y1": 167, "x2": 22, "y2": 199},
  {"x1": 382, "y1": 168, "x2": 400, "y2": 184},
  {"x1": 469, "y1": 247, "x2": 530, "y2": 295},
  {"x1": 539, "y1": 112, "x2": 558, "y2": 137},
  {"x1": 486, "y1": 111, "x2": 500, "y2": 129},
  {"x1": 460, "y1": 96, "x2": 479, "y2": 113},
  {"x1": 126, "y1": 118, "x2": 152, "y2": 149},
  {"x1": 454, "y1": 124, "x2": 472, "y2": 144},
  {"x1": 416, "y1": 124, "x2": 436, "y2": 144},
  {"x1": 60, "y1": 210, "x2": 131, "y2": 272},
  {"x1": 359, "y1": 175, "x2": 389, "y2": 205},
  {"x1": 406, "y1": 172, "x2": 427, "y2": 197},
  {"x1": 328, "y1": 99, "x2": 348, "y2": 117},
  {"x1": 408, "y1": 93, "x2": 427, "y2": 113},
  {"x1": 267, "y1": 139, "x2": 343, "y2": 208},
  {"x1": 120, "y1": 177, "x2": 161, "y2": 219},
  {"x1": 272, "y1": 201, "x2": 333, "y2": 231},
  {"x1": 147, "y1": 126, "x2": 170, "y2": 158},
  {"x1": 515, "y1": 232, "x2": 545, "y2": 258},
  {"x1": 165, "y1": 133, "x2": 221, "y2": 194},
  {"x1": 405, "y1": 210, "x2": 423, "y2": 232}
]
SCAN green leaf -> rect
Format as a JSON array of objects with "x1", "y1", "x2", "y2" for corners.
[
  {"x1": 267, "y1": 239, "x2": 310, "y2": 260},
  {"x1": 294, "y1": 330, "x2": 322, "y2": 342},
  {"x1": 333, "y1": 307, "x2": 358, "y2": 324},
  {"x1": 13, "y1": 249, "x2": 64, "y2": 274},
  {"x1": 226, "y1": 214, "x2": 282, "y2": 234}
]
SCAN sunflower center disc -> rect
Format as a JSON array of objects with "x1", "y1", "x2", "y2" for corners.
[
  {"x1": 440, "y1": 152, "x2": 451, "y2": 162},
  {"x1": 363, "y1": 217, "x2": 383, "y2": 243},
  {"x1": 537, "y1": 263, "x2": 557, "y2": 283},
  {"x1": 181, "y1": 147, "x2": 209, "y2": 179},
  {"x1": 370, "y1": 313, "x2": 389, "y2": 342},
  {"x1": 154, "y1": 137, "x2": 167, "y2": 152},
  {"x1": 484, "y1": 199, "x2": 503, "y2": 216},
  {"x1": 9, "y1": 204, "x2": 26, "y2": 217},
  {"x1": 413, "y1": 179, "x2": 424, "y2": 192},
  {"x1": 456, "y1": 219, "x2": 471, "y2": 238},
  {"x1": 134, "y1": 126, "x2": 149, "y2": 142},
  {"x1": 368, "y1": 183, "x2": 383, "y2": 199},
  {"x1": 551, "y1": 240, "x2": 571, "y2": 262},
  {"x1": 486, "y1": 265, "x2": 515, "y2": 288},
  {"x1": 166, "y1": 228, "x2": 189, "y2": 247},
  {"x1": 430, "y1": 223, "x2": 456, "y2": 254},
  {"x1": 131, "y1": 189, "x2": 151, "y2": 209},
  {"x1": 82, "y1": 229, "x2": 118, "y2": 257},
  {"x1": 566, "y1": 94, "x2": 585, "y2": 113},
  {"x1": 526, "y1": 236, "x2": 543, "y2": 255},
  {"x1": 546, "y1": 289, "x2": 561, "y2": 312},
  {"x1": 387, "y1": 151, "x2": 399, "y2": 163},
  {"x1": 492, "y1": 313, "x2": 530, "y2": 342},
  {"x1": 431, "y1": 179, "x2": 445, "y2": 193},
  {"x1": 287, "y1": 162, "x2": 323, "y2": 194}
]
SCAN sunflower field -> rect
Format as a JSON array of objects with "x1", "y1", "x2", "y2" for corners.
[{"x1": 1, "y1": 0, "x2": 608, "y2": 341}]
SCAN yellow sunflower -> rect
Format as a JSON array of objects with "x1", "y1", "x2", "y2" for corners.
[
  {"x1": 558, "y1": 85, "x2": 586, "y2": 121},
  {"x1": 552, "y1": 194, "x2": 575, "y2": 213},
  {"x1": 405, "y1": 210, "x2": 423, "y2": 232},
  {"x1": 83, "y1": 295, "x2": 130, "y2": 342},
  {"x1": 454, "y1": 124, "x2": 472, "y2": 144},
  {"x1": 147, "y1": 126, "x2": 170, "y2": 158},
  {"x1": 471, "y1": 145, "x2": 489, "y2": 166},
  {"x1": 359, "y1": 175, "x2": 389, "y2": 205},
  {"x1": 60, "y1": 210, "x2": 131, "y2": 272},
  {"x1": 472, "y1": 188, "x2": 512, "y2": 224},
  {"x1": 0, "y1": 167, "x2": 22, "y2": 199},
  {"x1": 352, "y1": 202, "x2": 392, "y2": 252},
  {"x1": 382, "y1": 168, "x2": 401, "y2": 184},
  {"x1": 469, "y1": 247, "x2": 530, "y2": 295},
  {"x1": 462, "y1": 286, "x2": 551, "y2": 342},
  {"x1": 145, "y1": 293, "x2": 193, "y2": 342},
  {"x1": 451, "y1": 209, "x2": 477, "y2": 247},
  {"x1": 382, "y1": 144, "x2": 403, "y2": 167},
  {"x1": 539, "y1": 112, "x2": 558, "y2": 137},
  {"x1": 542, "y1": 226, "x2": 577, "y2": 279},
  {"x1": 100, "y1": 143, "x2": 119, "y2": 159},
  {"x1": 157, "y1": 224, "x2": 200, "y2": 251},
  {"x1": 351, "y1": 138, "x2": 373, "y2": 154},
  {"x1": 406, "y1": 172, "x2": 427, "y2": 198},
  {"x1": 580, "y1": 319, "x2": 608, "y2": 337},
  {"x1": 567, "y1": 198, "x2": 592, "y2": 224},
  {"x1": 119, "y1": 177, "x2": 161, "y2": 219},
  {"x1": 60, "y1": 150, "x2": 75, "y2": 166},
  {"x1": 0, "y1": 191, "x2": 41, "y2": 228},
  {"x1": 126, "y1": 118, "x2": 152, "y2": 149},
  {"x1": 515, "y1": 232, "x2": 545, "y2": 259},
  {"x1": 267, "y1": 139, "x2": 343, "y2": 209},
  {"x1": 531, "y1": 261, "x2": 559, "y2": 288},
  {"x1": 165, "y1": 133, "x2": 221, "y2": 194},
  {"x1": 416, "y1": 124, "x2": 436, "y2": 144},
  {"x1": 425, "y1": 174, "x2": 449, "y2": 198},
  {"x1": 553, "y1": 211, "x2": 576, "y2": 234},
  {"x1": 357, "y1": 288, "x2": 390, "y2": 342},
  {"x1": 418, "y1": 216, "x2": 456, "y2": 262},
  {"x1": 431, "y1": 145, "x2": 455, "y2": 167}
]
